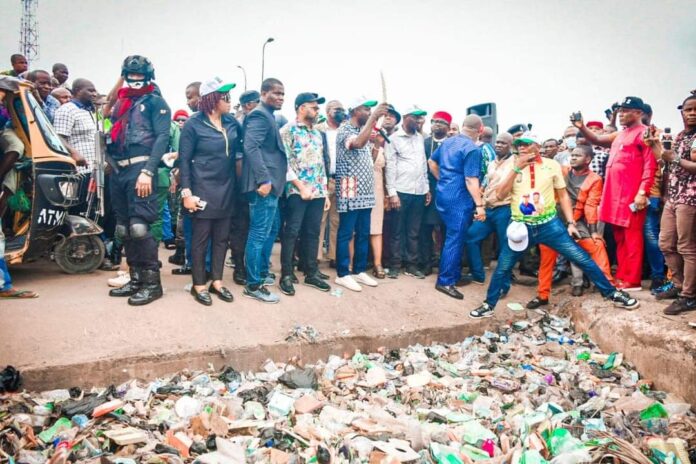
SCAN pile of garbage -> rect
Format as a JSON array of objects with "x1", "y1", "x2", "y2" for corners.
[{"x1": 2, "y1": 312, "x2": 695, "y2": 464}]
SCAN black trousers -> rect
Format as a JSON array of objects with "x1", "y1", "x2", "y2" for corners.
[
  {"x1": 229, "y1": 195, "x2": 249, "y2": 267},
  {"x1": 111, "y1": 163, "x2": 159, "y2": 271},
  {"x1": 388, "y1": 192, "x2": 425, "y2": 269},
  {"x1": 280, "y1": 195, "x2": 325, "y2": 277},
  {"x1": 191, "y1": 216, "x2": 231, "y2": 286}
]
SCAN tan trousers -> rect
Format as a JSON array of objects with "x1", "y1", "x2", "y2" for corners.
[{"x1": 319, "y1": 179, "x2": 340, "y2": 260}]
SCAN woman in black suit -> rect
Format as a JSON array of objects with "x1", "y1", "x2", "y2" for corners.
[{"x1": 179, "y1": 77, "x2": 242, "y2": 305}]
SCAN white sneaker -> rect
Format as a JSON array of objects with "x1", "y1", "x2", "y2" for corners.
[
  {"x1": 108, "y1": 271, "x2": 130, "y2": 288},
  {"x1": 335, "y1": 275, "x2": 362, "y2": 292},
  {"x1": 354, "y1": 272, "x2": 378, "y2": 287}
]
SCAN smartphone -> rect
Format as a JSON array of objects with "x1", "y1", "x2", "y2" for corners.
[
  {"x1": 197, "y1": 200, "x2": 207, "y2": 211},
  {"x1": 662, "y1": 127, "x2": 672, "y2": 150},
  {"x1": 570, "y1": 111, "x2": 582, "y2": 122},
  {"x1": 629, "y1": 203, "x2": 637, "y2": 213},
  {"x1": 604, "y1": 109, "x2": 612, "y2": 120}
]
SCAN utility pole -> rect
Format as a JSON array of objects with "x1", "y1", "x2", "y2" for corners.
[
  {"x1": 261, "y1": 37, "x2": 274, "y2": 84},
  {"x1": 19, "y1": 0, "x2": 39, "y2": 66}
]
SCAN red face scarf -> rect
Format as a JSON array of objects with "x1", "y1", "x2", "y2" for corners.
[{"x1": 110, "y1": 84, "x2": 155, "y2": 150}]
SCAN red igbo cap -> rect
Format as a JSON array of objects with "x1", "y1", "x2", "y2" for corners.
[
  {"x1": 586, "y1": 120, "x2": 604, "y2": 129},
  {"x1": 173, "y1": 109, "x2": 190, "y2": 121},
  {"x1": 432, "y1": 111, "x2": 452, "y2": 125}
]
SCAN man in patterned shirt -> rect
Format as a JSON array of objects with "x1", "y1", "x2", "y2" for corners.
[
  {"x1": 656, "y1": 94, "x2": 696, "y2": 314},
  {"x1": 334, "y1": 97, "x2": 389, "y2": 292},
  {"x1": 54, "y1": 78, "x2": 98, "y2": 213},
  {"x1": 279, "y1": 92, "x2": 331, "y2": 296}
]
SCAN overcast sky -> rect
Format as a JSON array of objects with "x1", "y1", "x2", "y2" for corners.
[{"x1": 2, "y1": 0, "x2": 695, "y2": 139}]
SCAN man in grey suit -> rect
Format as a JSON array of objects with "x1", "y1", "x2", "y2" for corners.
[{"x1": 241, "y1": 78, "x2": 287, "y2": 303}]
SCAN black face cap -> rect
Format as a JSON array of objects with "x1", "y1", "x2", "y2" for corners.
[
  {"x1": 239, "y1": 90, "x2": 260, "y2": 105},
  {"x1": 507, "y1": 123, "x2": 529, "y2": 135},
  {"x1": 387, "y1": 104, "x2": 401, "y2": 124},
  {"x1": 295, "y1": 92, "x2": 325, "y2": 110},
  {"x1": 619, "y1": 96, "x2": 645, "y2": 111}
]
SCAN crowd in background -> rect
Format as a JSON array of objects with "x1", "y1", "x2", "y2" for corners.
[{"x1": 1, "y1": 53, "x2": 695, "y2": 320}]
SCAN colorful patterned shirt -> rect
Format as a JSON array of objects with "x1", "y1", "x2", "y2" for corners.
[
  {"x1": 510, "y1": 157, "x2": 565, "y2": 225},
  {"x1": 335, "y1": 122, "x2": 375, "y2": 212},
  {"x1": 667, "y1": 128, "x2": 696, "y2": 207},
  {"x1": 280, "y1": 121, "x2": 328, "y2": 199}
]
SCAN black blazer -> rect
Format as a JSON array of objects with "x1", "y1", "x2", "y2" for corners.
[
  {"x1": 240, "y1": 103, "x2": 288, "y2": 197},
  {"x1": 179, "y1": 112, "x2": 243, "y2": 219}
]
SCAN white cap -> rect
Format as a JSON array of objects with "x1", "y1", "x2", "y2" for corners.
[
  {"x1": 347, "y1": 96, "x2": 378, "y2": 113},
  {"x1": 402, "y1": 104, "x2": 427, "y2": 117},
  {"x1": 507, "y1": 222, "x2": 529, "y2": 252},
  {"x1": 199, "y1": 76, "x2": 236, "y2": 97},
  {"x1": 513, "y1": 131, "x2": 541, "y2": 146}
]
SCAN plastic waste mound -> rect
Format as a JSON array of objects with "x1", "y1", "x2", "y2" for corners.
[{"x1": 1, "y1": 312, "x2": 695, "y2": 463}]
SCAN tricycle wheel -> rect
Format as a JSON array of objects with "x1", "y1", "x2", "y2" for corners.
[{"x1": 54, "y1": 235, "x2": 105, "y2": 274}]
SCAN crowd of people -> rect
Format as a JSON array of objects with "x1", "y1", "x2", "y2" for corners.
[{"x1": 1, "y1": 53, "x2": 695, "y2": 320}]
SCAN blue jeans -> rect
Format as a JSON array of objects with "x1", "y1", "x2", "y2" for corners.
[
  {"x1": 0, "y1": 223, "x2": 10, "y2": 291},
  {"x1": 337, "y1": 208, "x2": 371, "y2": 277},
  {"x1": 437, "y1": 201, "x2": 473, "y2": 286},
  {"x1": 485, "y1": 217, "x2": 616, "y2": 307},
  {"x1": 183, "y1": 214, "x2": 211, "y2": 270},
  {"x1": 162, "y1": 201, "x2": 174, "y2": 242},
  {"x1": 644, "y1": 197, "x2": 665, "y2": 280},
  {"x1": 465, "y1": 205, "x2": 512, "y2": 288},
  {"x1": 245, "y1": 192, "x2": 280, "y2": 287}
]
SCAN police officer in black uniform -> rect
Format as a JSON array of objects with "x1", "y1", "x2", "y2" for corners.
[{"x1": 107, "y1": 56, "x2": 171, "y2": 305}]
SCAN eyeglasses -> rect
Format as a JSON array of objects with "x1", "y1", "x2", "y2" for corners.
[{"x1": 219, "y1": 93, "x2": 231, "y2": 102}]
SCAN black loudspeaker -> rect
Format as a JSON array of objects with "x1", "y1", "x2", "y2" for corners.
[{"x1": 467, "y1": 103, "x2": 497, "y2": 135}]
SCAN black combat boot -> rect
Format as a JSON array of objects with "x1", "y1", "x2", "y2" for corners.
[
  {"x1": 128, "y1": 269, "x2": 163, "y2": 306},
  {"x1": 109, "y1": 268, "x2": 142, "y2": 297}
]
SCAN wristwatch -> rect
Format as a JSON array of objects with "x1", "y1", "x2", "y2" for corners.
[
  {"x1": 181, "y1": 189, "x2": 192, "y2": 198},
  {"x1": 568, "y1": 221, "x2": 577, "y2": 226},
  {"x1": 513, "y1": 166, "x2": 523, "y2": 174},
  {"x1": 140, "y1": 168, "x2": 154, "y2": 177}
]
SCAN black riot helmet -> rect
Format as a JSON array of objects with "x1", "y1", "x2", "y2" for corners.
[{"x1": 121, "y1": 55, "x2": 155, "y2": 82}]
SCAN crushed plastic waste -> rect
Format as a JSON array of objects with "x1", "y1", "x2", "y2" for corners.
[
  {"x1": 0, "y1": 365, "x2": 21, "y2": 393},
  {"x1": 285, "y1": 325, "x2": 320, "y2": 344},
  {"x1": 1, "y1": 313, "x2": 695, "y2": 463}
]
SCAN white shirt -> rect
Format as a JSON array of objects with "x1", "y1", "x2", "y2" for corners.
[
  {"x1": 384, "y1": 128, "x2": 429, "y2": 197},
  {"x1": 326, "y1": 127, "x2": 338, "y2": 175}
]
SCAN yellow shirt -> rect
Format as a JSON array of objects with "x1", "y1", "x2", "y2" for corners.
[{"x1": 511, "y1": 157, "x2": 565, "y2": 224}]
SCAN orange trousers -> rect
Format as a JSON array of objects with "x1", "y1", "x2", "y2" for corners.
[{"x1": 538, "y1": 238, "x2": 614, "y2": 300}]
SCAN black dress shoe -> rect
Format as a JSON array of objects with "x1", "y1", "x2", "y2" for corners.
[
  {"x1": 436, "y1": 284, "x2": 464, "y2": 300},
  {"x1": 172, "y1": 266, "x2": 192, "y2": 275},
  {"x1": 571, "y1": 286, "x2": 584, "y2": 297},
  {"x1": 526, "y1": 296, "x2": 549, "y2": 309},
  {"x1": 191, "y1": 287, "x2": 213, "y2": 306},
  {"x1": 168, "y1": 248, "x2": 185, "y2": 266},
  {"x1": 279, "y1": 275, "x2": 295, "y2": 296},
  {"x1": 209, "y1": 284, "x2": 234, "y2": 302}
]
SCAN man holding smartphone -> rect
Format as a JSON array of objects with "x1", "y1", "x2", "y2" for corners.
[
  {"x1": 573, "y1": 96, "x2": 657, "y2": 291},
  {"x1": 468, "y1": 132, "x2": 639, "y2": 319}
]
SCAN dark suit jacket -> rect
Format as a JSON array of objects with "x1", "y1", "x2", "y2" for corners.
[
  {"x1": 179, "y1": 112, "x2": 243, "y2": 219},
  {"x1": 241, "y1": 103, "x2": 287, "y2": 196}
]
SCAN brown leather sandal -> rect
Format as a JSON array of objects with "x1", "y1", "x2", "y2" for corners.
[{"x1": 372, "y1": 265, "x2": 386, "y2": 279}]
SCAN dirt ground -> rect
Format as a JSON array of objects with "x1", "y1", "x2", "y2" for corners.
[{"x1": 2, "y1": 245, "x2": 695, "y2": 396}]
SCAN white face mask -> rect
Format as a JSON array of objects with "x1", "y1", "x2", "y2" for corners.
[
  {"x1": 126, "y1": 80, "x2": 145, "y2": 90},
  {"x1": 565, "y1": 136, "x2": 577, "y2": 149}
]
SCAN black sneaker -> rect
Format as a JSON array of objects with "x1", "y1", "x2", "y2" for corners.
[
  {"x1": 655, "y1": 282, "x2": 680, "y2": 300},
  {"x1": 526, "y1": 296, "x2": 549, "y2": 309},
  {"x1": 289, "y1": 273, "x2": 299, "y2": 284},
  {"x1": 386, "y1": 268, "x2": 399, "y2": 279},
  {"x1": 664, "y1": 297, "x2": 696, "y2": 315},
  {"x1": 279, "y1": 276, "x2": 296, "y2": 296},
  {"x1": 313, "y1": 270, "x2": 330, "y2": 280},
  {"x1": 610, "y1": 290, "x2": 639, "y2": 310},
  {"x1": 305, "y1": 275, "x2": 331, "y2": 292},
  {"x1": 650, "y1": 277, "x2": 666, "y2": 293},
  {"x1": 404, "y1": 266, "x2": 425, "y2": 279},
  {"x1": 469, "y1": 302, "x2": 495, "y2": 319}
]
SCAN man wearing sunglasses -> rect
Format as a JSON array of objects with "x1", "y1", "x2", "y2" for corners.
[{"x1": 468, "y1": 132, "x2": 640, "y2": 319}]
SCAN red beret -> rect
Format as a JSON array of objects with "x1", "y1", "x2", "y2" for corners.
[
  {"x1": 432, "y1": 111, "x2": 452, "y2": 125},
  {"x1": 586, "y1": 120, "x2": 604, "y2": 129},
  {"x1": 173, "y1": 109, "x2": 190, "y2": 121}
]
